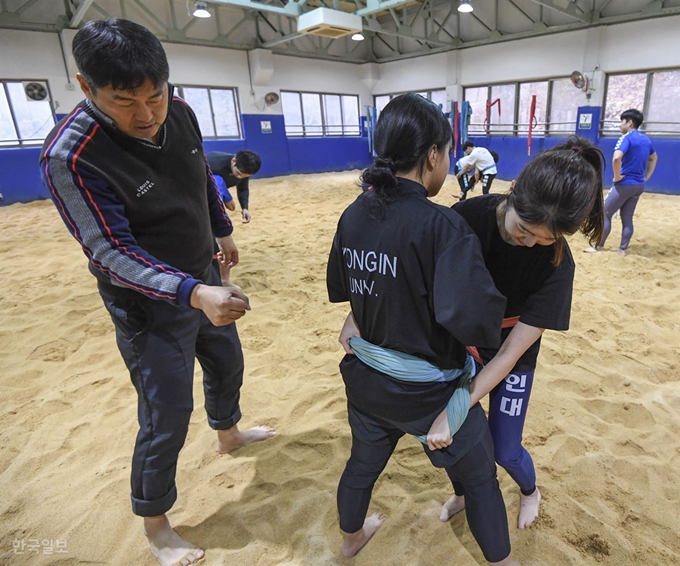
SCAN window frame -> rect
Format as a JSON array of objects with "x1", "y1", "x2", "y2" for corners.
[
  {"x1": 175, "y1": 84, "x2": 242, "y2": 139},
  {"x1": 463, "y1": 76, "x2": 580, "y2": 137},
  {"x1": 0, "y1": 79, "x2": 56, "y2": 147},
  {"x1": 372, "y1": 89, "x2": 447, "y2": 111},
  {"x1": 281, "y1": 89, "x2": 361, "y2": 137},
  {"x1": 600, "y1": 67, "x2": 680, "y2": 137}
]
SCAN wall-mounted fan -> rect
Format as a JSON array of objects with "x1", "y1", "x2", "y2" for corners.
[
  {"x1": 23, "y1": 81, "x2": 49, "y2": 101},
  {"x1": 570, "y1": 71, "x2": 589, "y2": 93},
  {"x1": 264, "y1": 92, "x2": 280, "y2": 106}
]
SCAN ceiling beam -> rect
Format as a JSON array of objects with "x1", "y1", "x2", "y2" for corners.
[
  {"x1": 524, "y1": 0, "x2": 591, "y2": 23},
  {"x1": 208, "y1": 0, "x2": 303, "y2": 17},
  {"x1": 69, "y1": 0, "x2": 94, "y2": 26},
  {"x1": 355, "y1": 0, "x2": 413, "y2": 17}
]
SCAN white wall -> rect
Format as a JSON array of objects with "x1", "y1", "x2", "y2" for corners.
[
  {"x1": 599, "y1": 16, "x2": 680, "y2": 72},
  {"x1": 374, "y1": 14, "x2": 680, "y2": 99},
  {"x1": 0, "y1": 29, "x2": 81, "y2": 114},
  {"x1": 1, "y1": 14, "x2": 679, "y2": 116}
]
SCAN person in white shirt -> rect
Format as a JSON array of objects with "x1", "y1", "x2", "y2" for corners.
[{"x1": 455, "y1": 141, "x2": 498, "y2": 201}]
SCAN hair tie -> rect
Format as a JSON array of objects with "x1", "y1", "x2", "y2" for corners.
[{"x1": 571, "y1": 146, "x2": 582, "y2": 154}]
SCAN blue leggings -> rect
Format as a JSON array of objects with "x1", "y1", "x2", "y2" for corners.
[
  {"x1": 600, "y1": 184, "x2": 645, "y2": 251},
  {"x1": 454, "y1": 369, "x2": 536, "y2": 495}
]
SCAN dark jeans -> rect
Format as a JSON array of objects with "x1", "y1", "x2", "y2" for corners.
[
  {"x1": 98, "y1": 268, "x2": 243, "y2": 517},
  {"x1": 338, "y1": 402, "x2": 511, "y2": 563}
]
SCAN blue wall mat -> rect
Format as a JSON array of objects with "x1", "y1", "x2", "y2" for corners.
[
  {"x1": 1, "y1": 108, "x2": 677, "y2": 206},
  {"x1": 575, "y1": 106, "x2": 602, "y2": 143},
  {"x1": 0, "y1": 147, "x2": 49, "y2": 205},
  {"x1": 288, "y1": 136, "x2": 372, "y2": 174},
  {"x1": 467, "y1": 133, "x2": 679, "y2": 195}
]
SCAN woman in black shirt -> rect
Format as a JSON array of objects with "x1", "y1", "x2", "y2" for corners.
[
  {"x1": 431, "y1": 137, "x2": 605, "y2": 531},
  {"x1": 327, "y1": 94, "x2": 519, "y2": 565}
]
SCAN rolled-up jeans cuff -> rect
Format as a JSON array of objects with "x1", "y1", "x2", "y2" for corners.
[
  {"x1": 207, "y1": 407, "x2": 242, "y2": 430},
  {"x1": 131, "y1": 485, "x2": 177, "y2": 517}
]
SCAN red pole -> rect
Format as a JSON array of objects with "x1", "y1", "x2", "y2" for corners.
[{"x1": 528, "y1": 94, "x2": 537, "y2": 156}]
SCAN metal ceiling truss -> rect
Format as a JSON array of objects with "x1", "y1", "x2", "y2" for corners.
[{"x1": 0, "y1": 0, "x2": 679, "y2": 63}]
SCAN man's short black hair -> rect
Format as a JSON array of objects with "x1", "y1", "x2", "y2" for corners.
[
  {"x1": 620, "y1": 109, "x2": 644, "y2": 129},
  {"x1": 235, "y1": 150, "x2": 262, "y2": 175},
  {"x1": 463, "y1": 140, "x2": 475, "y2": 151},
  {"x1": 72, "y1": 18, "x2": 169, "y2": 93}
]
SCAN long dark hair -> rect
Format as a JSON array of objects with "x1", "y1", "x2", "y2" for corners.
[
  {"x1": 504, "y1": 136, "x2": 605, "y2": 265},
  {"x1": 73, "y1": 19, "x2": 169, "y2": 93},
  {"x1": 361, "y1": 93, "x2": 451, "y2": 206}
]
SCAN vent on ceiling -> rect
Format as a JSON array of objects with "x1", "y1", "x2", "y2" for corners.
[{"x1": 297, "y1": 8, "x2": 362, "y2": 39}]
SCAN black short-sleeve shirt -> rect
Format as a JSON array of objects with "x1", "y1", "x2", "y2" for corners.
[
  {"x1": 453, "y1": 194, "x2": 575, "y2": 368},
  {"x1": 327, "y1": 179, "x2": 507, "y2": 425}
]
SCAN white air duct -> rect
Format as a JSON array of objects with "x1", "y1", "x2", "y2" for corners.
[{"x1": 297, "y1": 7, "x2": 362, "y2": 39}]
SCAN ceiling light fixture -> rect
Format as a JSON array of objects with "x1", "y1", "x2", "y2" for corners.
[
  {"x1": 458, "y1": 0, "x2": 473, "y2": 13},
  {"x1": 351, "y1": 32, "x2": 364, "y2": 41},
  {"x1": 193, "y1": 0, "x2": 211, "y2": 18}
]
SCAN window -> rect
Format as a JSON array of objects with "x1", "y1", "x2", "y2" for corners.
[
  {"x1": 281, "y1": 91, "x2": 360, "y2": 137},
  {"x1": 373, "y1": 90, "x2": 447, "y2": 114},
  {"x1": 603, "y1": 69, "x2": 680, "y2": 135},
  {"x1": 601, "y1": 74, "x2": 646, "y2": 134},
  {"x1": 548, "y1": 78, "x2": 581, "y2": 134},
  {"x1": 465, "y1": 78, "x2": 579, "y2": 136},
  {"x1": 465, "y1": 86, "x2": 487, "y2": 135},
  {"x1": 0, "y1": 80, "x2": 55, "y2": 146},
  {"x1": 465, "y1": 84, "x2": 516, "y2": 135},
  {"x1": 490, "y1": 84, "x2": 516, "y2": 134},
  {"x1": 175, "y1": 85, "x2": 241, "y2": 138},
  {"x1": 647, "y1": 70, "x2": 680, "y2": 134},
  {"x1": 518, "y1": 81, "x2": 548, "y2": 136}
]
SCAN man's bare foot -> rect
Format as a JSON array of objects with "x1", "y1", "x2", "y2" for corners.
[
  {"x1": 144, "y1": 515, "x2": 204, "y2": 566},
  {"x1": 518, "y1": 487, "x2": 541, "y2": 529},
  {"x1": 341, "y1": 513, "x2": 386, "y2": 557},
  {"x1": 583, "y1": 246, "x2": 603, "y2": 253},
  {"x1": 618, "y1": 248, "x2": 628, "y2": 257},
  {"x1": 217, "y1": 424, "x2": 276, "y2": 454},
  {"x1": 440, "y1": 494, "x2": 466, "y2": 522}
]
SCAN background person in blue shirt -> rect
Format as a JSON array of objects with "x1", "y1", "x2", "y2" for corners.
[{"x1": 584, "y1": 109, "x2": 657, "y2": 256}]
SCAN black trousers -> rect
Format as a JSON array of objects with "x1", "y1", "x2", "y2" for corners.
[
  {"x1": 338, "y1": 402, "x2": 511, "y2": 563},
  {"x1": 98, "y1": 268, "x2": 244, "y2": 517},
  {"x1": 457, "y1": 171, "x2": 497, "y2": 200}
]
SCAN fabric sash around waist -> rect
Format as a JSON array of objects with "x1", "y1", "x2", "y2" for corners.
[{"x1": 348, "y1": 337, "x2": 476, "y2": 445}]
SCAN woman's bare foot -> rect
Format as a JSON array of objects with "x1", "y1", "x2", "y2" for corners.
[
  {"x1": 341, "y1": 513, "x2": 386, "y2": 557},
  {"x1": 583, "y1": 246, "x2": 603, "y2": 253},
  {"x1": 618, "y1": 248, "x2": 628, "y2": 256},
  {"x1": 144, "y1": 515, "x2": 204, "y2": 566},
  {"x1": 440, "y1": 494, "x2": 466, "y2": 522},
  {"x1": 455, "y1": 191, "x2": 464, "y2": 200},
  {"x1": 217, "y1": 424, "x2": 276, "y2": 454},
  {"x1": 517, "y1": 487, "x2": 541, "y2": 529}
]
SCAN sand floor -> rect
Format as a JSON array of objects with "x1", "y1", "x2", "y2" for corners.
[{"x1": 1, "y1": 172, "x2": 679, "y2": 565}]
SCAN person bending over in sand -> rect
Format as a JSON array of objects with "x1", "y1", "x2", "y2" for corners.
[
  {"x1": 327, "y1": 93, "x2": 520, "y2": 566},
  {"x1": 40, "y1": 18, "x2": 274, "y2": 566},
  {"x1": 430, "y1": 136, "x2": 605, "y2": 530}
]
